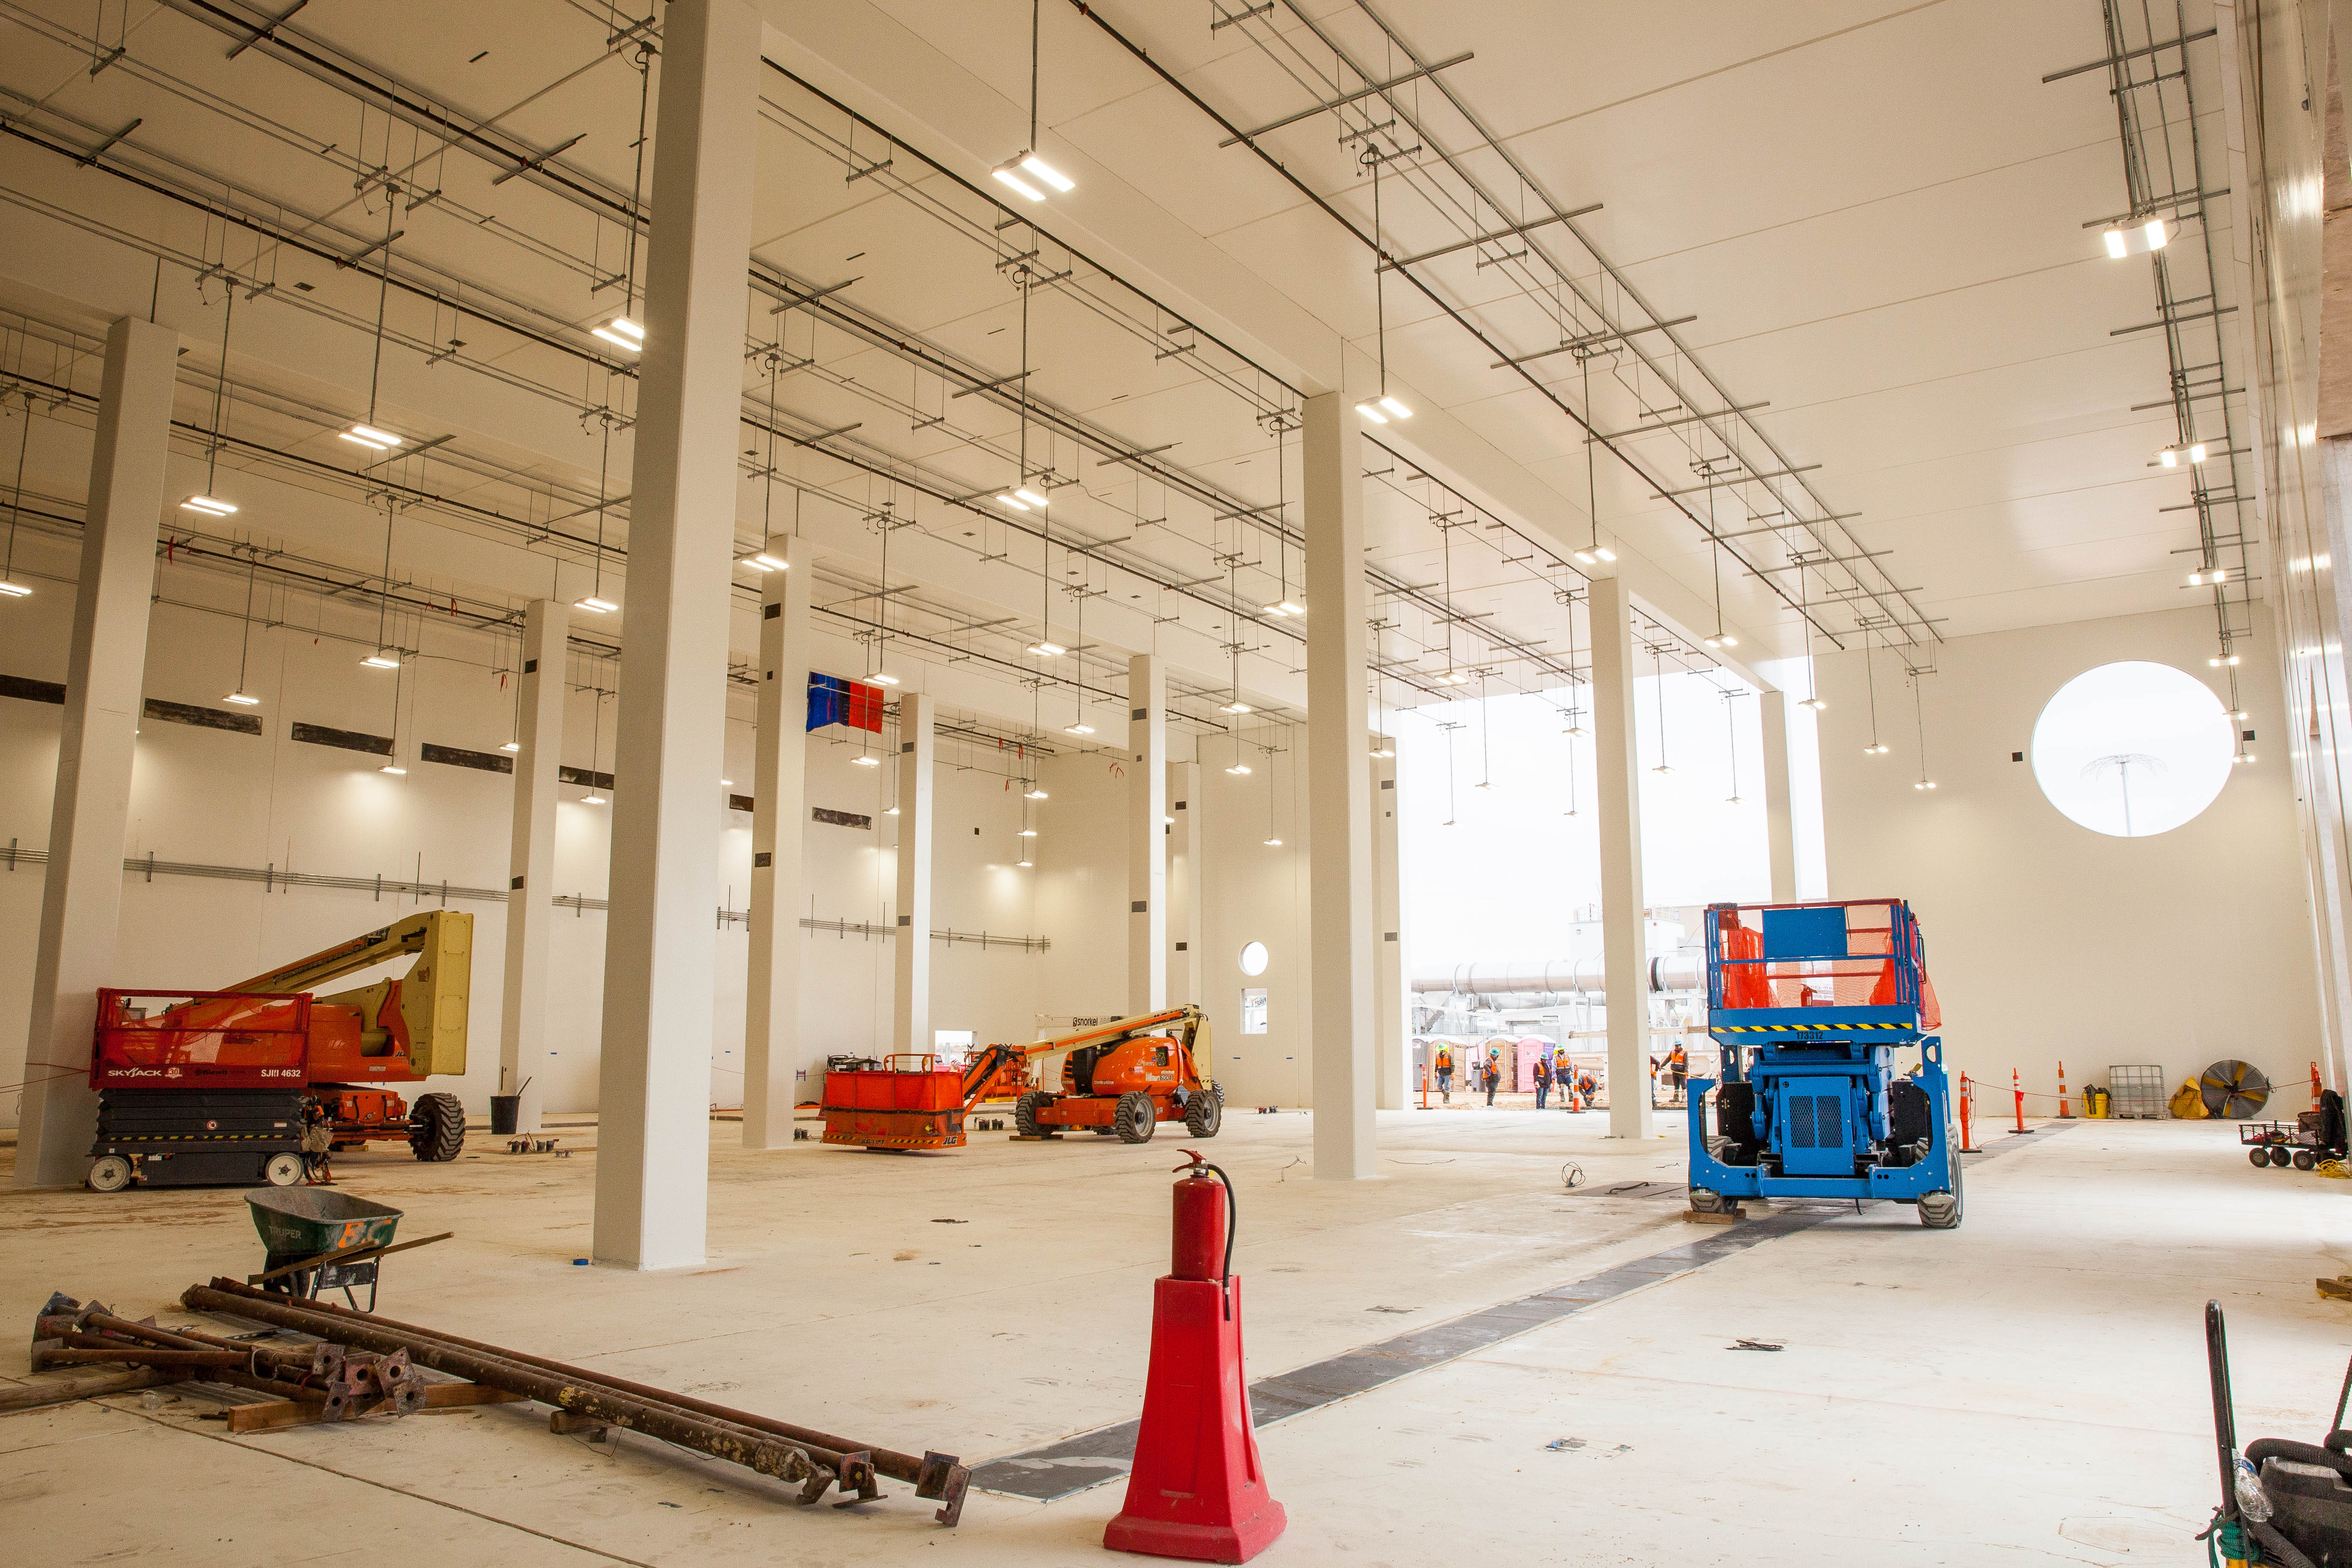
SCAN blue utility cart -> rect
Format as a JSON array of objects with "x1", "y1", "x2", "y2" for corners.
[{"x1": 1684, "y1": 898, "x2": 1962, "y2": 1228}]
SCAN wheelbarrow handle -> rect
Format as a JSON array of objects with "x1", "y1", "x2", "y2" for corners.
[{"x1": 249, "y1": 1231, "x2": 454, "y2": 1285}]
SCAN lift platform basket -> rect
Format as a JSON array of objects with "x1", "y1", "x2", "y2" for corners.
[{"x1": 821, "y1": 1056, "x2": 968, "y2": 1150}]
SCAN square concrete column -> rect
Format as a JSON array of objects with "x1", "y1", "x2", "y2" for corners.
[
  {"x1": 1759, "y1": 689, "x2": 1797, "y2": 903},
  {"x1": 1302, "y1": 390, "x2": 1376, "y2": 1178},
  {"x1": 591, "y1": 0, "x2": 759, "y2": 1270},
  {"x1": 498, "y1": 598, "x2": 568, "y2": 1134},
  {"x1": 743, "y1": 534, "x2": 809, "y2": 1148},
  {"x1": 893, "y1": 690, "x2": 935, "y2": 1055},
  {"x1": 1372, "y1": 732, "x2": 1406, "y2": 1110},
  {"x1": 1589, "y1": 576, "x2": 1655, "y2": 1138},
  {"x1": 15, "y1": 315, "x2": 176, "y2": 1190},
  {"x1": 1168, "y1": 761, "x2": 1202, "y2": 1005},
  {"x1": 1128, "y1": 653, "x2": 1168, "y2": 1014}
]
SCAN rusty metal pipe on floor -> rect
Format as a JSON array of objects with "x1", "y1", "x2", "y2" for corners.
[
  {"x1": 180, "y1": 1285, "x2": 851, "y2": 1498},
  {"x1": 195, "y1": 1275, "x2": 968, "y2": 1520},
  {"x1": 36, "y1": 1346, "x2": 249, "y2": 1367},
  {"x1": 0, "y1": 1366, "x2": 185, "y2": 1412}
]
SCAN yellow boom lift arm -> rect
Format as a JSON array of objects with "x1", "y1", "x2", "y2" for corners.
[{"x1": 229, "y1": 910, "x2": 473, "y2": 1076}]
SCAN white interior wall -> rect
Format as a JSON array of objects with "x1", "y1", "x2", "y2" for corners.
[
  {"x1": 1814, "y1": 603, "x2": 2322, "y2": 1108},
  {"x1": 0, "y1": 541, "x2": 1052, "y2": 1126}
]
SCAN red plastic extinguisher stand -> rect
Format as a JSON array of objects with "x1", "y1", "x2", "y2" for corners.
[{"x1": 1105, "y1": 1151, "x2": 1287, "y2": 1565}]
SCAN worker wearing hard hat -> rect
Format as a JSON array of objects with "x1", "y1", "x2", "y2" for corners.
[{"x1": 1434, "y1": 1043, "x2": 1455, "y2": 1102}]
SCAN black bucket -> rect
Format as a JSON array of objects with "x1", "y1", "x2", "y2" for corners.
[{"x1": 490, "y1": 1095, "x2": 521, "y2": 1135}]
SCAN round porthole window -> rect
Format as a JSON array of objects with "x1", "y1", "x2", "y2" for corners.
[
  {"x1": 1239, "y1": 940, "x2": 1269, "y2": 976},
  {"x1": 2030, "y1": 661, "x2": 2233, "y2": 838}
]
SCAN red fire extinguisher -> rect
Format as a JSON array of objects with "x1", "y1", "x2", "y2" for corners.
[{"x1": 1172, "y1": 1149, "x2": 1237, "y2": 1315}]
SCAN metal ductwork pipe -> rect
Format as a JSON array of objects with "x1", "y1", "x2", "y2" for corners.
[{"x1": 1410, "y1": 953, "x2": 1702, "y2": 1000}]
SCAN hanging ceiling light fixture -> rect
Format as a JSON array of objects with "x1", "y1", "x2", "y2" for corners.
[
  {"x1": 1699, "y1": 482, "x2": 1737, "y2": 648},
  {"x1": 995, "y1": 1, "x2": 1074, "y2": 201},
  {"x1": 344, "y1": 194, "x2": 407, "y2": 452},
  {"x1": 379, "y1": 633, "x2": 409, "y2": 775},
  {"x1": 573, "y1": 406, "x2": 620, "y2": 614},
  {"x1": 1262, "y1": 728, "x2": 1282, "y2": 844},
  {"x1": 0, "y1": 387, "x2": 34, "y2": 597},
  {"x1": 1261, "y1": 417, "x2": 1305, "y2": 615},
  {"x1": 223, "y1": 543, "x2": 264, "y2": 707},
  {"x1": 1909, "y1": 666, "x2": 1935, "y2": 790},
  {"x1": 1650, "y1": 644, "x2": 1674, "y2": 774},
  {"x1": 1722, "y1": 687, "x2": 1742, "y2": 804},
  {"x1": 362, "y1": 494, "x2": 400, "y2": 668},
  {"x1": 593, "y1": 47, "x2": 655, "y2": 353},
  {"x1": 184, "y1": 280, "x2": 242, "y2": 516},
  {"x1": 1861, "y1": 627, "x2": 1889, "y2": 754},
  {"x1": 1354, "y1": 148, "x2": 1412, "y2": 423},
  {"x1": 582, "y1": 685, "x2": 609, "y2": 801}
]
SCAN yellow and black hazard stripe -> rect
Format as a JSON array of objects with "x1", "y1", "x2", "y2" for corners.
[
  {"x1": 1714, "y1": 1022, "x2": 1911, "y2": 1033},
  {"x1": 99, "y1": 1131, "x2": 298, "y2": 1141}
]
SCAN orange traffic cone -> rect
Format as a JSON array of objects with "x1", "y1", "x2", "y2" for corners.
[{"x1": 1105, "y1": 1154, "x2": 1286, "y2": 1563}]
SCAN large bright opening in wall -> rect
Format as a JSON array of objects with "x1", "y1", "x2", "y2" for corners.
[{"x1": 2030, "y1": 661, "x2": 2233, "y2": 838}]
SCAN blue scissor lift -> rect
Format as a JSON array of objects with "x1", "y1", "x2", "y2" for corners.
[{"x1": 1685, "y1": 898, "x2": 1962, "y2": 1228}]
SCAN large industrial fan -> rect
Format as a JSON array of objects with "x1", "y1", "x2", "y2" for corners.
[{"x1": 2200, "y1": 1059, "x2": 2272, "y2": 1119}]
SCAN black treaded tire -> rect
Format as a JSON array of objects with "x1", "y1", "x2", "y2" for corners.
[
  {"x1": 1918, "y1": 1189, "x2": 1961, "y2": 1228},
  {"x1": 2251, "y1": 1147, "x2": 2273, "y2": 1169},
  {"x1": 408, "y1": 1092, "x2": 466, "y2": 1162},
  {"x1": 1688, "y1": 1187, "x2": 1725, "y2": 1215},
  {"x1": 2271, "y1": 1145, "x2": 2295, "y2": 1168},
  {"x1": 1115, "y1": 1090, "x2": 1157, "y2": 1144},
  {"x1": 1014, "y1": 1090, "x2": 1052, "y2": 1138},
  {"x1": 2295, "y1": 1149, "x2": 2319, "y2": 1171},
  {"x1": 1184, "y1": 1088, "x2": 1222, "y2": 1138}
]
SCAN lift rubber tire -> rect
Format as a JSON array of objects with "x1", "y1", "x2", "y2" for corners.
[
  {"x1": 1688, "y1": 1187, "x2": 1725, "y2": 1215},
  {"x1": 2272, "y1": 1145, "x2": 2296, "y2": 1168},
  {"x1": 408, "y1": 1092, "x2": 466, "y2": 1162},
  {"x1": 1184, "y1": 1088, "x2": 1222, "y2": 1138},
  {"x1": 2251, "y1": 1147, "x2": 2275, "y2": 1169},
  {"x1": 1918, "y1": 1189, "x2": 1961, "y2": 1229},
  {"x1": 1014, "y1": 1090, "x2": 1052, "y2": 1138},
  {"x1": 1115, "y1": 1091, "x2": 1158, "y2": 1144},
  {"x1": 263, "y1": 1152, "x2": 305, "y2": 1187},
  {"x1": 2296, "y1": 1149, "x2": 2320, "y2": 1171},
  {"x1": 86, "y1": 1154, "x2": 133, "y2": 1193}
]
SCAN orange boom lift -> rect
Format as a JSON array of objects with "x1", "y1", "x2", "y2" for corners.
[{"x1": 821, "y1": 1005, "x2": 1224, "y2": 1151}]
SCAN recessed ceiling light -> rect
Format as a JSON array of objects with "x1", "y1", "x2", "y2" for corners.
[
  {"x1": 223, "y1": 691, "x2": 261, "y2": 706},
  {"x1": 181, "y1": 494, "x2": 238, "y2": 516},
  {"x1": 1015, "y1": 488, "x2": 1049, "y2": 507},
  {"x1": 361, "y1": 652, "x2": 400, "y2": 669},
  {"x1": 0, "y1": 579, "x2": 32, "y2": 598},
  {"x1": 1027, "y1": 641, "x2": 1065, "y2": 657},
  {"x1": 575, "y1": 596, "x2": 617, "y2": 614}
]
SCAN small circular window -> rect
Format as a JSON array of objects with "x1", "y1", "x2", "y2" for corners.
[
  {"x1": 1239, "y1": 941, "x2": 1269, "y2": 976},
  {"x1": 2030, "y1": 661, "x2": 2233, "y2": 838}
]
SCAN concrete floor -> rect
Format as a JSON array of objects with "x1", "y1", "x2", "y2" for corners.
[{"x1": 4, "y1": 1109, "x2": 2349, "y2": 1565}]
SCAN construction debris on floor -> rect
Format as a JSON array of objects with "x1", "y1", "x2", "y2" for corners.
[{"x1": 28, "y1": 1285, "x2": 970, "y2": 1525}]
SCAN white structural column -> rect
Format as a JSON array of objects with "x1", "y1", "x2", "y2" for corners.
[
  {"x1": 1302, "y1": 390, "x2": 1376, "y2": 1177},
  {"x1": 15, "y1": 316, "x2": 176, "y2": 1190},
  {"x1": 893, "y1": 690, "x2": 935, "y2": 1055},
  {"x1": 1759, "y1": 689, "x2": 1797, "y2": 903},
  {"x1": 1167, "y1": 761, "x2": 1202, "y2": 1005},
  {"x1": 590, "y1": 0, "x2": 759, "y2": 1269},
  {"x1": 1589, "y1": 576, "x2": 1656, "y2": 1139},
  {"x1": 743, "y1": 534, "x2": 810, "y2": 1147},
  {"x1": 1128, "y1": 653, "x2": 1168, "y2": 1014},
  {"x1": 1371, "y1": 733, "x2": 1406, "y2": 1110},
  {"x1": 498, "y1": 598, "x2": 568, "y2": 1134}
]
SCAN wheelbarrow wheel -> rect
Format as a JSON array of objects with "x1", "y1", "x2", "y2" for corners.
[{"x1": 408, "y1": 1093, "x2": 466, "y2": 1162}]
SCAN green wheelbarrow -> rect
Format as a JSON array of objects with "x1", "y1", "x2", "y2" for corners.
[{"x1": 246, "y1": 1188, "x2": 446, "y2": 1310}]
